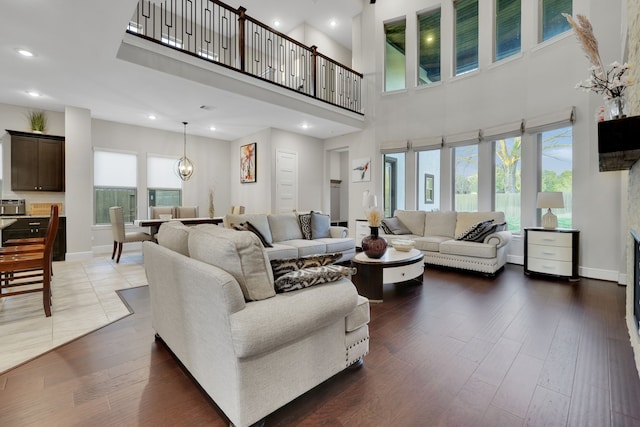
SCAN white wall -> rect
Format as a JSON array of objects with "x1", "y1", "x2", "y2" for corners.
[
  {"x1": 288, "y1": 23, "x2": 352, "y2": 67},
  {"x1": 326, "y1": 0, "x2": 628, "y2": 281}
]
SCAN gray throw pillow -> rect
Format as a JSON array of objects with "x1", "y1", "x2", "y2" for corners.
[
  {"x1": 232, "y1": 222, "x2": 273, "y2": 248},
  {"x1": 310, "y1": 211, "x2": 331, "y2": 239},
  {"x1": 381, "y1": 217, "x2": 412, "y2": 235}
]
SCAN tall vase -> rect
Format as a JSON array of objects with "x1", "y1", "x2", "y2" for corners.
[
  {"x1": 361, "y1": 226, "x2": 387, "y2": 259},
  {"x1": 605, "y1": 95, "x2": 627, "y2": 120}
]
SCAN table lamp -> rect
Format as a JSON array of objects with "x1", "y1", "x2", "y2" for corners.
[{"x1": 536, "y1": 192, "x2": 564, "y2": 229}]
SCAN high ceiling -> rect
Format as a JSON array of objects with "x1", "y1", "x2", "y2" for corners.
[{"x1": 0, "y1": 0, "x2": 364, "y2": 141}]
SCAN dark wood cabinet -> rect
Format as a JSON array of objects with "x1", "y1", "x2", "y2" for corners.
[
  {"x1": 2, "y1": 216, "x2": 67, "y2": 261},
  {"x1": 7, "y1": 130, "x2": 65, "y2": 192}
]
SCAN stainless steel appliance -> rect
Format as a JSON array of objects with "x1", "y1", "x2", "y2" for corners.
[{"x1": 0, "y1": 199, "x2": 26, "y2": 216}]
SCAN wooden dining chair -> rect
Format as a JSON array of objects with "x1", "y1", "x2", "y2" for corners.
[
  {"x1": 3, "y1": 206, "x2": 58, "y2": 247},
  {"x1": 0, "y1": 205, "x2": 59, "y2": 317},
  {"x1": 109, "y1": 206, "x2": 153, "y2": 263}
]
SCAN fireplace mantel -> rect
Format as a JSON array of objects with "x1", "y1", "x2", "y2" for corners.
[{"x1": 598, "y1": 116, "x2": 640, "y2": 172}]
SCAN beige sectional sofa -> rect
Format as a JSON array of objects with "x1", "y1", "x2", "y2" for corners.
[
  {"x1": 224, "y1": 211, "x2": 356, "y2": 262},
  {"x1": 380, "y1": 210, "x2": 512, "y2": 275},
  {"x1": 144, "y1": 222, "x2": 370, "y2": 427}
]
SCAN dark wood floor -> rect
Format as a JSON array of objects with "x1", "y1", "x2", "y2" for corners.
[{"x1": 1, "y1": 264, "x2": 639, "y2": 426}]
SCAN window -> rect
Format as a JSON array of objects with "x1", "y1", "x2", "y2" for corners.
[
  {"x1": 494, "y1": 137, "x2": 521, "y2": 233},
  {"x1": 417, "y1": 149, "x2": 441, "y2": 210},
  {"x1": 147, "y1": 156, "x2": 182, "y2": 208},
  {"x1": 454, "y1": 145, "x2": 478, "y2": 211},
  {"x1": 495, "y1": 0, "x2": 521, "y2": 61},
  {"x1": 540, "y1": 126, "x2": 572, "y2": 227},
  {"x1": 94, "y1": 150, "x2": 137, "y2": 225},
  {"x1": 540, "y1": 0, "x2": 572, "y2": 42},
  {"x1": 418, "y1": 8, "x2": 441, "y2": 85},
  {"x1": 384, "y1": 19, "x2": 406, "y2": 91},
  {"x1": 454, "y1": 0, "x2": 479, "y2": 75},
  {"x1": 383, "y1": 153, "x2": 406, "y2": 217}
]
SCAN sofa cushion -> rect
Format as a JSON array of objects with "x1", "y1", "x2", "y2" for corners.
[
  {"x1": 297, "y1": 213, "x2": 312, "y2": 239},
  {"x1": 232, "y1": 221, "x2": 273, "y2": 248},
  {"x1": 439, "y1": 239, "x2": 497, "y2": 259},
  {"x1": 382, "y1": 217, "x2": 412, "y2": 235},
  {"x1": 274, "y1": 265, "x2": 357, "y2": 293},
  {"x1": 346, "y1": 295, "x2": 370, "y2": 332},
  {"x1": 225, "y1": 213, "x2": 273, "y2": 245},
  {"x1": 264, "y1": 244, "x2": 299, "y2": 260},
  {"x1": 425, "y1": 211, "x2": 458, "y2": 238},
  {"x1": 395, "y1": 210, "x2": 426, "y2": 236},
  {"x1": 414, "y1": 235, "x2": 451, "y2": 252},
  {"x1": 270, "y1": 253, "x2": 342, "y2": 279},
  {"x1": 281, "y1": 239, "x2": 328, "y2": 257},
  {"x1": 454, "y1": 212, "x2": 506, "y2": 239},
  {"x1": 268, "y1": 212, "x2": 304, "y2": 242},
  {"x1": 189, "y1": 224, "x2": 276, "y2": 301},
  {"x1": 156, "y1": 221, "x2": 191, "y2": 257},
  {"x1": 310, "y1": 211, "x2": 331, "y2": 239},
  {"x1": 315, "y1": 237, "x2": 356, "y2": 253}
]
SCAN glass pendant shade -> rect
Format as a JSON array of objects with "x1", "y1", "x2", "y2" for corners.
[{"x1": 175, "y1": 121, "x2": 194, "y2": 181}]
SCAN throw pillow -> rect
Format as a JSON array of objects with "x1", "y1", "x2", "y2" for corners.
[
  {"x1": 310, "y1": 211, "x2": 331, "y2": 239},
  {"x1": 232, "y1": 222, "x2": 273, "y2": 248},
  {"x1": 456, "y1": 220, "x2": 495, "y2": 241},
  {"x1": 270, "y1": 253, "x2": 342, "y2": 279},
  {"x1": 381, "y1": 217, "x2": 412, "y2": 235},
  {"x1": 274, "y1": 265, "x2": 357, "y2": 293},
  {"x1": 188, "y1": 225, "x2": 275, "y2": 301},
  {"x1": 298, "y1": 213, "x2": 312, "y2": 239},
  {"x1": 495, "y1": 222, "x2": 507, "y2": 232},
  {"x1": 380, "y1": 221, "x2": 392, "y2": 234}
]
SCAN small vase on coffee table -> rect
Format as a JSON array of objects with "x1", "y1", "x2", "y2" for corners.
[{"x1": 362, "y1": 226, "x2": 387, "y2": 258}]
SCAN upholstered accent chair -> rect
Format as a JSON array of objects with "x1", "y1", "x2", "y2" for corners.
[
  {"x1": 175, "y1": 206, "x2": 199, "y2": 218},
  {"x1": 149, "y1": 206, "x2": 175, "y2": 219},
  {"x1": 109, "y1": 206, "x2": 153, "y2": 263}
]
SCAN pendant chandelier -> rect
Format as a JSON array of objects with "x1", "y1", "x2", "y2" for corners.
[{"x1": 175, "y1": 121, "x2": 194, "y2": 181}]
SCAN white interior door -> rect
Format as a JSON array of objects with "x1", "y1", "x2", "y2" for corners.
[{"x1": 276, "y1": 150, "x2": 298, "y2": 213}]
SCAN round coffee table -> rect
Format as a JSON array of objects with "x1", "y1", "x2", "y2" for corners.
[{"x1": 351, "y1": 248, "x2": 424, "y2": 302}]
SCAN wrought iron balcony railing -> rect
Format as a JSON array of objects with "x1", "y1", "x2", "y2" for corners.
[{"x1": 128, "y1": 0, "x2": 363, "y2": 114}]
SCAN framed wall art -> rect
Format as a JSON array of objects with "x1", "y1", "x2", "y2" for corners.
[
  {"x1": 352, "y1": 157, "x2": 371, "y2": 182},
  {"x1": 240, "y1": 142, "x2": 257, "y2": 183}
]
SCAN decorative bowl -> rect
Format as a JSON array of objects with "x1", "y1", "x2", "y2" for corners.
[{"x1": 391, "y1": 239, "x2": 415, "y2": 252}]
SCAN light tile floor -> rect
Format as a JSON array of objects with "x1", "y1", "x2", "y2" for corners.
[{"x1": 0, "y1": 253, "x2": 147, "y2": 373}]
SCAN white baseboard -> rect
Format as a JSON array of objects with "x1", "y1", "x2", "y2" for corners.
[
  {"x1": 65, "y1": 251, "x2": 94, "y2": 261},
  {"x1": 507, "y1": 256, "x2": 622, "y2": 284}
]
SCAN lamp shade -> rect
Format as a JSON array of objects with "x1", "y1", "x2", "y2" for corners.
[{"x1": 536, "y1": 192, "x2": 564, "y2": 209}]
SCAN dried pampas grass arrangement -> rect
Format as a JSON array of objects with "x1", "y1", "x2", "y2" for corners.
[
  {"x1": 562, "y1": 13, "x2": 605, "y2": 75},
  {"x1": 366, "y1": 208, "x2": 382, "y2": 227}
]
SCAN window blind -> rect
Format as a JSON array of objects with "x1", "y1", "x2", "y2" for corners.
[{"x1": 525, "y1": 107, "x2": 575, "y2": 133}]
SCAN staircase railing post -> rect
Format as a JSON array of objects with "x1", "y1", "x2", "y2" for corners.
[
  {"x1": 311, "y1": 45, "x2": 317, "y2": 98},
  {"x1": 238, "y1": 6, "x2": 246, "y2": 73}
]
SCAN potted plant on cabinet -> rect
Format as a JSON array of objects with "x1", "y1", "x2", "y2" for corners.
[{"x1": 28, "y1": 110, "x2": 47, "y2": 134}]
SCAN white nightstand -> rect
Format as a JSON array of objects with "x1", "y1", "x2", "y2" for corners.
[{"x1": 524, "y1": 227, "x2": 580, "y2": 281}]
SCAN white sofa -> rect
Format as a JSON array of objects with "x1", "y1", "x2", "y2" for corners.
[
  {"x1": 224, "y1": 211, "x2": 356, "y2": 262},
  {"x1": 380, "y1": 210, "x2": 512, "y2": 275},
  {"x1": 143, "y1": 222, "x2": 370, "y2": 427}
]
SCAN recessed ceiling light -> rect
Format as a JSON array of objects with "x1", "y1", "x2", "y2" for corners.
[
  {"x1": 209, "y1": 126, "x2": 216, "y2": 131},
  {"x1": 301, "y1": 123, "x2": 309, "y2": 129},
  {"x1": 27, "y1": 91, "x2": 41, "y2": 97},
  {"x1": 273, "y1": 20, "x2": 281, "y2": 28},
  {"x1": 18, "y1": 49, "x2": 34, "y2": 57},
  {"x1": 329, "y1": 20, "x2": 337, "y2": 28},
  {"x1": 148, "y1": 114, "x2": 156, "y2": 120}
]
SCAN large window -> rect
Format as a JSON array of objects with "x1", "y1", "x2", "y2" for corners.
[
  {"x1": 540, "y1": 126, "x2": 573, "y2": 227},
  {"x1": 147, "y1": 155, "x2": 182, "y2": 208},
  {"x1": 418, "y1": 8, "x2": 441, "y2": 85},
  {"x1": 94, "y1": 150, "x2": 137, "y2": 225},
  {"x1": 417, "y1": 149, "x2": 441, "y2": 211},
  {"x1": 454, "y1": 0, "x2": 479, "y2": 75},
  {"x1": 454, "y1": 145, "x2": 478, "y2": 211},
  {"x1": 494, "y1": 137, "x2": 521, "y2": 233},
  {"x1": 385, "y1": 19, "x2": 407, "y2": 91},
  {"x1": 383, "y1": 153, "x2": 406, "y2": 217},
  {"x1": 495, "y1": 0, "x2": 521, "y2": 61},
  {"x1": 540, "y1": 0, "x2": 571, "y2": 42}
]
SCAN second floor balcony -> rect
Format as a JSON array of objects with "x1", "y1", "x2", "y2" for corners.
[{"x1": 127, "y1": 0, "x2": 364, "y2": 115}]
